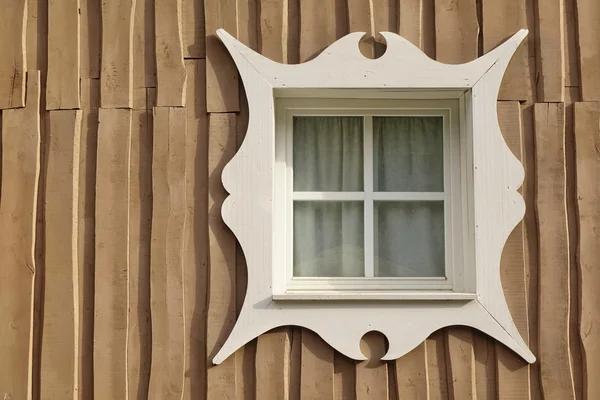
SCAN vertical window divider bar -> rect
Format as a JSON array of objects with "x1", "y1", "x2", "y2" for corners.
[{"x1": 364, "y1": 115, "x2": 375, "y2": 277}]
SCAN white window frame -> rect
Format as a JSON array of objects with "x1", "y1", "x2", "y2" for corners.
[
  {"x1": 212, "y1": 28, "x2": 535, "y2": 365},
  {"x1": 273, "y1": 98, "x2": 475, "y2": 297}
]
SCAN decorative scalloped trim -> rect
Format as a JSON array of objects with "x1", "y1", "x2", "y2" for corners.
[{"x1": 213, "y1": 28, "x2": 534, "y2": 365}]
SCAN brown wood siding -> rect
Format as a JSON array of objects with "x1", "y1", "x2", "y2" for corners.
[{"x1": 0, "y1": 0, "x2": 596, "y2": 398}]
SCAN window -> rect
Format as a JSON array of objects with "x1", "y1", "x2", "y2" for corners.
[
  {"x1": 212, "y1": 28, "x2": 535, "y2": 365},
  {"x1": 274, "y1": 98, "x2": 474, "y2": 299}
]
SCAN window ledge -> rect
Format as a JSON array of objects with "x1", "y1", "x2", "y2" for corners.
[{"x1": 272, "y1": 291, "x2": 478, "y2": 301}]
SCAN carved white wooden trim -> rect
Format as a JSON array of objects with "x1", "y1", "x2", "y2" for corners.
[{"x1": 213, "y1": 28, "x2": 534, "y2": 364}]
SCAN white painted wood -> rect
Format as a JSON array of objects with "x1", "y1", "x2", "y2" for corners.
[
  {"x1": 272, "y1": 292, "x2": 479, "y2": 301},
  {"x1": 278, "y1": 100, "x2": 464, "y2": 291},
  {"x1": 364, "y1": 115, "x2": 374, "y2": 278},
  {"x1": 214, "y1": 28, "x2": 533, "y2": 365}
]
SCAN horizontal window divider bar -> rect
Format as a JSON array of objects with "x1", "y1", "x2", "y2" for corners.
[
  {"x1": 292, "y1": 192, "x2": 365, "y2": 201},
  {"x1": 290, "y1": 276, "x2": 447, "y2": 281},
  {"x1": 291, "y1": 192, "x2": 445, "y2": 201},
  {"x1": 373, "y1": 192, "x2": 445, "y2": 201}
]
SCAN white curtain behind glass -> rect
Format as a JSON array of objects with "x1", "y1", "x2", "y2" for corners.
[
  {"x1": 292, "y1": 115, "x2": 445, "y2": 278},
  {"x1": 293, "y1": 117, "x2": 364, "y2": 277},
  {"x1": 373, "y1": 117, "x2": 445, "y2": 277}
]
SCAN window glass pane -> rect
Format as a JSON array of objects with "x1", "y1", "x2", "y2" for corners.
[
  {"x1": 373, "y1": 116, "x2": 443, "y2": 192},
  {"x1": 293, "y1": 116, "x2": 364, "y2": 191},
  {"x1": 374, "y1": 201, "x2": 444, "y2": 277},
  {"x1": 294, "y1": 201, "x2": 364, "y2": 277}
]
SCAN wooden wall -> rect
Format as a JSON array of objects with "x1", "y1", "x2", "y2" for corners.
[{"x1": 0, "y1": 0, "x2": 598, "y2": 398}]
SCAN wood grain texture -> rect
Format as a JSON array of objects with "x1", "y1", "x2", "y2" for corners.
[
  {"x1": 299, "y1": 0, "x2": 347, "y2": 62},
  {"x1": 445, "y1": 328, "x2": 476, "y2": 399},
  {"x1": 334, "y1": 353, "x2": 355, "y2": 400},
  {"x1": 259, "y1": 0, "x2": 287, "y2": 62},
  {"x1": 128, "y1": 108, "x2": 152, "y2": 400},
  {"x1": 347, "y1": 0, "x2": 374, "y2": 58},
  {"x1": 482, "y1": 0, "x2": 531, "y2": 101},
  {"x1": 255, "y1": 328, "x2": 291, "y2": 399},
  {"x1": 149, "y1": 106, "x2": 187, "y2": 399},
  {"x1": 133, "y1": 0, "x2": 157, "y2": 88},
  {"x1": 94, "y1": 108, "x2": 131, "y2": 400},
  {"x1": 575, "y1": 0, "x2": 600, "y2": 100},
  {"x1": 41, "y1": 110, "x2": 82, "y2": 399},
  {"x1": 237, "y1": 0, "x2": 259, "y2": 50},
  {"x1": 81, "y1": 0, "x2": 101, "y2": 78},
  {"x1": 394, "y1": 342, "x2": 428, "y2": 399},
  {"x1": 563, "y1": 0, "x2": 579, "y2": 89},
  {"x1": 205, "y1": 0, "x2": 239, "y2": 112},
  {"x1": 101, "y1": 0, "x2": 136, "y2": 108},
  {"x1": 399, "y1": 0, "x2": 423, "y2": 48},
  {"x1": 0, "y1": 0, "x2": 27, "y2": 109},
  {"x1": 47, "y1": 0, "x2": 80, "y2": 110},
  {"x1": 473, "y1": 334, "x2": 496, "y2": 399},
  {"x1": 183, "y1": 59, "x2": 209, "y2": 400},
  {"x1": 535, "y1": 0, "x2": 565, "y2": 101},
  {"x1": 206, "y1": 113, "x2": 237, "y2": 398},
  {"x1": 497, "y1": 101, "x2": 531, "y2": 398},
  {"x1": 78, "y1": 78, "x2": 99, "y2": 399},
  {"x1": 573, "y1": 102, "x2": 600, "y2": 399},
  {"x1": 182, "y1": 0, "x2": 205, "y2": 58},
  {"x1": 434, "y1": 0, "x2": 478, "y2": 63},
  {"x1": 27, "y1": 0, "x2": 49, "y2": 74},
  {"x1": 301, "y1": 330, "x2": 335, "y2": 399},
  {"x1": 0, "y1": 70, "x2": 40, "y2": 400},
  {"x1": 426, "y1": 331, "x2": 449, "y2": 400},
  {"x1": 155, "y1": 0, "x2": 187, "y2": 106},
  {"x1": 356, "y1": 332, "x2": 388, "y2": 399},
  {"x1": 534, "y1": 102, "x2": 576, "y2": 399}
]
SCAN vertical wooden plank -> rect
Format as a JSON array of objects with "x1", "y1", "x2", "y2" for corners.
[
  {"x1": 372, "y1": 0, "x2": 397, "y2": 58},
  {"x1": 534, "y1": 102, "x2": 576, "y2": 399},
  {"x1": 94, "y1": 108, "x2": 132, "y2": 400},
  {"x1": 575, "y1": 0, "x2": 600, "y2": 100},
  {"x1": 290, "y1": 327, "x2": 302, "y2": 400},
  {"x1": 534, "y1": 0, "x2": 565, "y2": 101},
  {"x1": 0, "y1": 0, "x2": 26, "y2": 109},
  {"x1": 334, "y1": 353, "x2": 356, "y2": 400},
  {"x1": 183, "y1": 59, "x2": 209, "y2": 400},
  {"x1": 155, "y1": 0, "x2": 187, "y2": 106},
  {"x1": 238, "y1": 0, "x2": 259, "y2": 50},
  {"x1": 133, "y1": 0, "x2": 157, "y2": 88},
  {"x1": 426, "y1": 331, "x2": 449, "y2": 400},
  {"x1": 434, "y1": 0, "x2": 478, "y2": 63},
  {"x1": 182, "y1": 0, "x2": 206, "y2": 58},
  {"x1": 299, "y1": 0, "x2": 346, "y2": 62},
  {"x1": 255, "y1": 328, "x2": 291, "y2": 399},
  {"x1": 148, "y1": 107, "x2": 187, "y2": 399},
  {"x1": 563, "y1": 0, "x2": 579, "y2": 90},
  {"x1": 356, "y1": 332, "x2": 388, "y2": 400},
  {"x1": 128, "y1": 107, "x2": 152, "y2": 399},
  {"x1": 394, "y1": 342, "x2": 428, "y2": 399},
  {"x1": 27, "y1": 0, "x2": 49, "y2": 74},
  {"x1": 81, "y1": 0, "x2": 101, "y2": 78},
  {"x1": 445, "y1": 328, "x2": 476, "y2": 399},
  {"x1": 47, "y1": 0, "x2": 81, "y2": 110},
  {"x1": 301, "y1": 330, "x2": 335, "y2": 399},
  {"x1": 207, "y1": 113, "x2": 237, "y2": 398},
  {"x1": 573, "y1": 102, "x2": 600, "y2": 399},
  {"x1": 399, "y1": 0, "x2": 423, "y2": 48},
  {"x1": 205, "y1": 0, "x2": 239, "y2": 112},
  {"x1": 0, "y1": 70, "x2": 40, "y2": 400},
  {"x1": 496, "y1": 101, "x2": 531, "y2": 399},
  {"x1": 482, "y1": 0, "x2": 531, "y2": 101},
  {"x1": 101, "y1": 0, "x2": 136, "y2": 108},
  {"x1": 259, "y1": 0, "x2": 287, "y2": 62},
  {"x1": 40, "y1": 110, "x2": 82, "y2": 399},
  {"x1": 473, "y1": 334, "x2": 496, "y2": 400},
  {"x1": 79, "y1": 78, "x2": 99, "y2": 399}
]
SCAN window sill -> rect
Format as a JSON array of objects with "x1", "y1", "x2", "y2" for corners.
[{"x1": 272, "y1": 291, "x2": 478, "y2": 301}]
